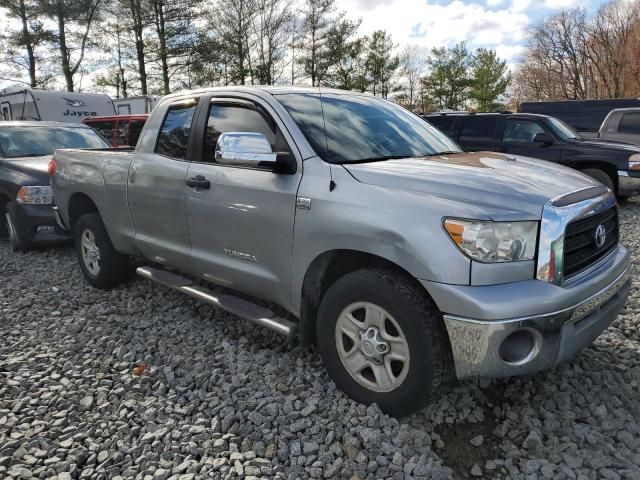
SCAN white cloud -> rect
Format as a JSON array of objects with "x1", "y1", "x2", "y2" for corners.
[
  {"x1": 542, "y1": 0, "x2": 580, "y2": 7},
  {"x1": 336, "y1": 0, "x2": 530, "y2": 63}
]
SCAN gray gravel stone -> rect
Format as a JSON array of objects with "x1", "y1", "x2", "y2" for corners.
[{"x1": 1, "y1": 198, "x2": 640, "y2": 480}]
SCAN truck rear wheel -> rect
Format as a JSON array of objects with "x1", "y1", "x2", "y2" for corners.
[
  {"x1": 316, "y1": 268, "x2": 454, "y2": 417},
  {"x1": 74, "y1": 213, "x2": 128, "y2": 289}
]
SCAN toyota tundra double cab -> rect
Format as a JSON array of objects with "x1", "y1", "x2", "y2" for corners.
[{"x1": 50, "y1": 87, "x2": 632, "y2": 416}]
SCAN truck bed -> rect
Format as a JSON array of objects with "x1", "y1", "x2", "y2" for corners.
[{"x1": 52, "y1": 147, "x2": 137, "y2": 252}]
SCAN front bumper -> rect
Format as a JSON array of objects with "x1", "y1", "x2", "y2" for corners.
[
  {"x1": 422, "y1": 244, "x2": 632, "y2": 379},
  {"x1": 618, "y1": 170, "x2": 640, "y2": 196},
  {"x1": 12, "y1": 203, "x2": 71, "y2": 245}
]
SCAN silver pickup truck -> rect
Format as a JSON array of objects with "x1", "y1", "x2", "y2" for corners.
[{"x1": 50, "y1": 87, "x2": 632, "y2": 416}]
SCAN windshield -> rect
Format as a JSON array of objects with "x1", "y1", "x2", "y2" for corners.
[
  {"x1": 546, "y1": 117, "x2": 581, "y2": 140},
  {"x1": 0, "y1": 126, "x2": 109, "y2": 159},
  {"x1": 276, "y1": 92, "x2": 461, "y2": 163}
]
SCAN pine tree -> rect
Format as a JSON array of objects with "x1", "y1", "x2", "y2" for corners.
[{"x1": 469, "y1": 48, "x2": 511, "y2": 112}]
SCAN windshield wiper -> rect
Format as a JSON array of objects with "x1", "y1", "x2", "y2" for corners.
[
  {"x1": 342, "y1": 155, "x2": 424, "y2": 164},
  {"x1": 423, "y1": 151, "x2": 461, "y2": 156},
  {"x1": 6, "y1": 153, "x2": 49, "y2": 158}
]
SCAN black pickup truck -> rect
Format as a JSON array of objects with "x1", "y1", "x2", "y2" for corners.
[
  {"x1": 424, "y1": 112, "x2": 640, "y2": 198},
  {"x1": 0, "y1": 121, "x2": 109, "y2": 251}
]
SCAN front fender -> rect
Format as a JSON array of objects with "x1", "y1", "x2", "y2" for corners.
[{"x1": 290, "y1": 158, "x2": 475, "y2": 315}]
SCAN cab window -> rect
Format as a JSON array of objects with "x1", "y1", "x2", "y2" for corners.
[
  {"x1": 502, "y1": 119, "x2": 546, "y2": 143},
  {"x1": 155, "y1": 101, "x2": 197, "y2": 159},
  {"x1": 203, "y1": 102, "x2": 277, "y2": 164},
  {"x1": 128, "y1": 120, "x2": 146, "y2": 146},
  {"x1": 619, "y1": 112, "x2": 640, "y2": 134},
  {"x1": 87, "y1": 120, "x2": 116, "y2": 144},
  {"x1": 114, "y1": 120, "x2": 129, "y2": 146}
]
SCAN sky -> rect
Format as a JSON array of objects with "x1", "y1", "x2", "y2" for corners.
[
  {"x1": 334, "y1": 0, "x2": 611, "y2": 66},
  {"x1": 0, "y1": 0, "x2": 613, "y2": 90}
]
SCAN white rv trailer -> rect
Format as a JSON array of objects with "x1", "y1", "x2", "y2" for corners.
[
  {"x1": 113, "y1": 95, "x2": 161, "y2": 115},
  {"x1": 0, "y1": 86, "x2": 116, "y2": 123}
]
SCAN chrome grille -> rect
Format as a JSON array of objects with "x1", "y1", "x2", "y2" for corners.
[{"x1": 563, "y1": 206, "x2": 618, "y2": 278}]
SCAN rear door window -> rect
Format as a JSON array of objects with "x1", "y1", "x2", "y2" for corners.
[
  {"x1": 459, "y1": 116, "x2": 498, "y2": 140},
  {"x1": 619, "y1": 112, "x2": 640, "y2": 134},
  {"x1": 155, "y1": 101, "x2": 197, "y2": 159},
  {"x1": 425, "y1": 116, "x2": 456, "y2": 134}
]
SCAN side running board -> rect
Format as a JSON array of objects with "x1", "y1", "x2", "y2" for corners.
[{"x1": 136, "y1": 266, "x2": 298, "y2": 338}]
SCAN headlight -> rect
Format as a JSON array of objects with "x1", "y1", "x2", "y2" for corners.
[
  {"x1": 16, "y1": 186, "x2": 53, "y2": 205},
  {"x1": 629, "y1": 153, "x2": 640, "y2": 171},
  {"x1": 444, "y1": 219, "x2": 538, "y2": 262}
]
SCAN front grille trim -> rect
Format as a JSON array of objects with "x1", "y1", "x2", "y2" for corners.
[{"x1": 562, "y1": 206, "x2": 618, "y2": 279}]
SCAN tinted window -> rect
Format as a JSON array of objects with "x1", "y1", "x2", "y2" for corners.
[
  {"x1": 203, "y1": 103, "x2": 276, "y2": 163},
  {"x1": 155, "y1": 101, "x2": 197, "y2": 159},
  {"x1": 129, "y1": 120, "x2": 146, "y2": 146},
  {"x1": 425, "y1": 116, "x2": 455, "y2": 133},
  {"x1": 546, "y1": 117, "x2": 580, "y2": 140},
  {"x1": 87, "y1": 120, "x2": 116, "y2": 143},
  {"x1": 619, "y1": 113, "x2": 640, "y2": 134},
  {"x1": 502, "y1": 119, "x2": 545, "y2": 143},
  {"x1": 277, "y1": 93, "x2": 460, "y2": 163},
  {"x1": 460, "y1": 116, "x2": 498, "y2": 139},
  {"x1": 0, "y1": 126, "x2": 108, "y2": 158},
  {"x1": 115, "y1": 120, "x2": 129, "y2": 146}
]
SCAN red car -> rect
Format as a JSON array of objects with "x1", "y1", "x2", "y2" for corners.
[{"x1": 83, "y1": 115, "x2": 148, "y2": 147}]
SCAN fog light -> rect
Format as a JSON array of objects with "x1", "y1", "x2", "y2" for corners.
[
  {"x1": 499, "y1": 329, "x2": 541, "y2": 365},
  {"x1": 37, "y1": 226, "x2": 54, "y2": 233}
]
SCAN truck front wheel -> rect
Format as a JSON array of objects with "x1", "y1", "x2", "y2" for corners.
[
  {"x1": 316, "y1": 268, "x2": 454, "y2": 417},
  {"x1": 582, "y1": 168, "x2": 615, "y2": 193},
  {"x1": 74, "y1": 213, "x2": 128, "y2": 289}
]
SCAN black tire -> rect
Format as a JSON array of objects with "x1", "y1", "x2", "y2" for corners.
[
  {"x1": 5, "y1": 202, "x2": 32, "y2": 252},
  {"x1": 316, "y1": 268, "x2": 454, "y2": 417},
  {"x1": 582, "y1": 168, "x2": 615, "y2": 193},
  {"x1": 74, "y1": 212, "x2": 128, "y2": 289}
]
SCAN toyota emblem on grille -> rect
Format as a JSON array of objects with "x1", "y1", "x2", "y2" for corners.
[{"x1": 594, "y1": 224, "x2": 606, "y2": 248}]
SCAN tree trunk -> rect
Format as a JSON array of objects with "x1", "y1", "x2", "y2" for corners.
[
  {"x1": 154, "y1": 0, "x2": 170, "y2": 94},
  {"x1": 129, "y1": 0, "x2": 147, "y2": 95},
  {"x1": 56, "y1": 6, "x2": 74, "y2": 92},
  {"x1": 18, "y1": 0, "x2": 36, "y2": 87}
]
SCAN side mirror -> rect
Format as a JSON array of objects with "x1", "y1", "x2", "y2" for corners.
[
  {"x1": 215, "y1": 132, "x2": 277, "y2": 167},
  {"x1": 533, "y1": 132, "x2": 553, "y2": 145}
]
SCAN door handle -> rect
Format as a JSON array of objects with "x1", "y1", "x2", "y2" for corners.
[
  {"x1": 186, "y1": 175, "x2": 211, "y2": 189},
  {"x1": 129, "y1": 166, "x2": 137, "y2": 184}
]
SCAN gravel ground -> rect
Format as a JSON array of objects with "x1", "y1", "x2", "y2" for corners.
[{"x1": 1, "y1": 198, "x2": 639, "y2": 480}]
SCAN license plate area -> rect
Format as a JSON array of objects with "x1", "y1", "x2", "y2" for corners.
[{"x1": 569, "y1": 266, "x2": 632, "y2": 324}]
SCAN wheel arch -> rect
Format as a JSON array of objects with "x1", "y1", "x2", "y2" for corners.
[
  {"x1": 571, "y1": 160, "x2": 619, "y2": 191},
  {"x1": 67, "y1": 192, "x2": 100, "y2": 230},
  {"x1": 298, "y1": 249, "x2": 435, "y2": 346},
  {"x1": 0, "y1": 192, "x2": 11, "y2": 233}
]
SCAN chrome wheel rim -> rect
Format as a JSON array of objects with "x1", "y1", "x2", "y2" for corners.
[
  {"x1": 335, "y1": 301, "x2": 410, "y2": 393},
  {"x1": 80, "y1": 229, "x2": 101, "y2": 276},
  {"x1": 5, "y1": 213, "x2": 18, "y2": 249}
]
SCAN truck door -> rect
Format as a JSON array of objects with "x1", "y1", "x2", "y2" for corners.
[
  {"x1": 184, "y1": 97, "x2": 302, "y2": 309},
  {"x1": 127, "y1": 98, "x2": 197, "y2": 269},
  {"x1": 499, "y1": 117, "x2": 562, "y2": 163}
]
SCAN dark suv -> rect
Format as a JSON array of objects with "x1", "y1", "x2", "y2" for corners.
[{"x1": 424, "y1": 112, "x2": 640, "y2": 198}]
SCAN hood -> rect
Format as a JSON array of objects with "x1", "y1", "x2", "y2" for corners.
[
  {"x1": 0, "y1": 156, "x2": 51, "y2": 184},
  {"x1": 343, "y1": 152, "x2": 599, "y2": 219},
  {"x1": 574, "y1": 138, "x2": 640, "y2": 152}
]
